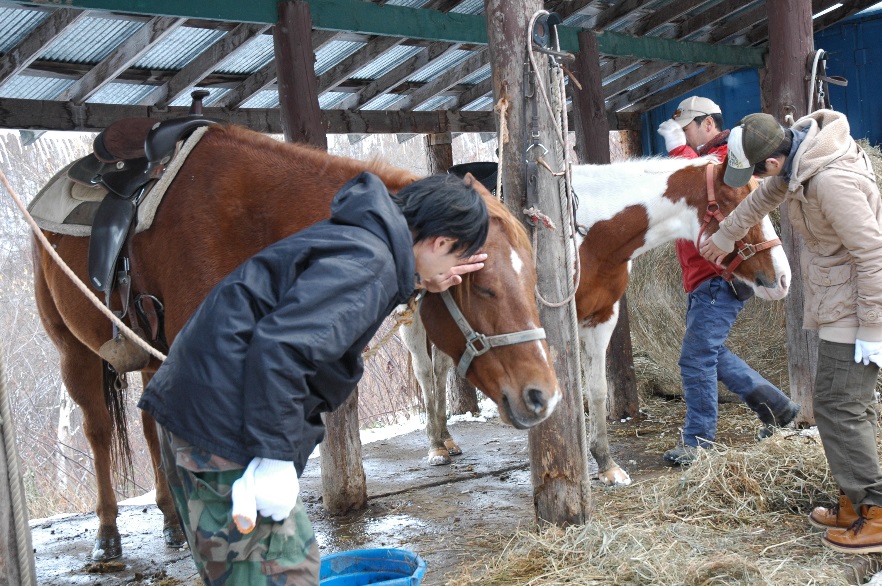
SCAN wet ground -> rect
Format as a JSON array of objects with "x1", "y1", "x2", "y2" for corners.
[{"x1": 30, "y1": 398, "x2": 762, "y2": 585}]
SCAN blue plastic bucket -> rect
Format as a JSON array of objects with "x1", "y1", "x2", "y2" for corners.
[{"x1": 319, "y1": 548, "x2": 427, "y2": 585}]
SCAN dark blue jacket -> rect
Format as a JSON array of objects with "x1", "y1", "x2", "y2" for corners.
[{"x1": 138, "y1": 172, "x2": 416, "y2": 475}]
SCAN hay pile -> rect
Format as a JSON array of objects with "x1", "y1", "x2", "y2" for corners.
[{"x1": 447, "y1": 430, "x2": 882, "y2": 585}]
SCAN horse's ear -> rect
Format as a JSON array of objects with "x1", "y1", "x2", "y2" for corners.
[{"x1": 463, "y1": 172, "x2": 493, "y2": 197}]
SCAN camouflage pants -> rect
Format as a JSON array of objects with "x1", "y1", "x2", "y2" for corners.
[{"x1": 157, "y1": 424, "x2": 320, "y2": 585}]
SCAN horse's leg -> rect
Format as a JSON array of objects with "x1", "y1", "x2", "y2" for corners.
[
  {"x1": 400, "y1": 316, "x2": 450, "y2": 465},
  {"x1": 580, "y1": 303, "x2": 632, "y2": 486},
  {"x1": 433, "y1": 348, "x2": 461, "y2": 457},
  {"x1": 139, "y1": 373, "x2": 185, "y2": 547},
  {"x1": 35, "y1": 271, "x2": 123, "y2": 560}
]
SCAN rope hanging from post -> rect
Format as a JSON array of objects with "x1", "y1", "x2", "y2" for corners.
[
  {"x1": 524, "y1": 9, "x2": 581, "y2": 309},
  {"x1": 1, "y1": 350, "x2": 37, "y2": 586},
  {"x1": 0, "y1": 168, "x2": 167, "y2": 363}
]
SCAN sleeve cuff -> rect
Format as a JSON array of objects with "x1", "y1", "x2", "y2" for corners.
[{"x1": 710, "y1": 231, "x2": 736, "y2": 254}]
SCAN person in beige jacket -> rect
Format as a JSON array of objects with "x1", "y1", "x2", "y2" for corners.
[{"x1": 700, "y1": 109, "x2": 882, "y2": 554}]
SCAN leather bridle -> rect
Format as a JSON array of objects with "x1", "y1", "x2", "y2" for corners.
[
  {"x1": 697, "y1": 163, "x2": 781, "y2": 281},
  {"x1": 438, "y1": 290, "x2": 546, "y2": 377}
]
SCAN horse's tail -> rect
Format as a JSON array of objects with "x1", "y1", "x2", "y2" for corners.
[{"x1": 102, "y1": 361, "x2": 135, "y2": 493}]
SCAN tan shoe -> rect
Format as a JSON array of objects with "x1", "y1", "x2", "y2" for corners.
[
  {"x1": 809, "y1": 493, "x2": 859, "y2": 530},
  {"x1": 822, "y1": 505, "x2": 882, "y2": 554}
]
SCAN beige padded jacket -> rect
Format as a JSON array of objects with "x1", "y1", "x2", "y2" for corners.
[{"x1": 712, "y1": 110, "x2": 882, "y2": 343}]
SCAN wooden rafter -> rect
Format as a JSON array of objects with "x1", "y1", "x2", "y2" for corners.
[
  {"x1": 141, "y1": 22, "x2": 270, "y2": 108},
  {"x1": 454, "y1": 76, "x2": 492, "y2": 109},
  {"x1": 0, "y1": 7, "x2": 87, "y2": 86},
  {"x1": 62, "y1": 15, "x2": 186, "y2": 104},
  {"x1": 394, "y1": 48, "x2": 487, "y2": 111},
  {"x1": 317, "y1": 35, "x2": 403, "y2": 94},
  {"x1": 354, "y1": 42, "x2": 460, "y2": 109}
]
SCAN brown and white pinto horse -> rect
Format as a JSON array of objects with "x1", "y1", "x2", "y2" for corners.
[
  {"x1": 571, "y1": 156, "x2": 790, "y2": 485},
  {"x1": 32, "y1": 124, "x2": 561, "y2": 560}
]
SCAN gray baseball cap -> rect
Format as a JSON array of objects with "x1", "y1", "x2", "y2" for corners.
[{"x1": 724, "y1": 113, "x2": 786, "y2": 187}]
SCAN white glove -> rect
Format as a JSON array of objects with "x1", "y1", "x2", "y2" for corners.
[
  {"x1": 657, "y1": 119, "x2": 687, "y2": 152},
  {"x1": 855, "y1": 339, "x2": 882, "y2": 368},
  {"x1": 231, "y1": 457, "x2": 300, "y2": 533}
]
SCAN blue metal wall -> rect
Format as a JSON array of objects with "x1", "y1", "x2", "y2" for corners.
[{"x1": 641, "y1": 8, "x2": 882, "y2": 155}]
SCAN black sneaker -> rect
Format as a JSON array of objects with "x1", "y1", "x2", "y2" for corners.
[{"x1": 757, "y1": 400, "x2": 801, "y2": 440}]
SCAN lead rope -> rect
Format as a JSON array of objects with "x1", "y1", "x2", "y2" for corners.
[
  {"x1": 0, "y1": 167, "x2": 167, "y2": 363},
  {"x1": 1, "y1": 350, "x2": 37, "y2": 585},
  {"x1": 525, "y1": 9, "x2": 581, "y2": 310}
]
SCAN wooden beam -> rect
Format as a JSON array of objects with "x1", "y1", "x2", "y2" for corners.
[
  {"x1": 395, "y1": 49, "x2": 487, "y2": 111},
  {"x1": 0, "y1": 8, "x2": 87, "y2": 86},
  {"x1": 62, "y1": 15, "x2": 185, "y2": 104},
  {"x1": 624, "y1": 65, "x2": 738, "y2": 113},
  {"x1": 213, "y1": 60, "x2": 276, "y2": 110},
  {"x1": 354, "y1": 42, "x2": 459, "y2": 109},
  {"x1": 317, "y1": 35, "x2": 402, "y2": 94},
  {"x1": 708, "y1": 5, "x2": 764, "y2": 43},
  {"x1": 143, "y1": 23, "x2": 270, "y2": 108},
  {"x1": 16, "y1": 0, "x2": 768, "y2": 68},
  {"x1": 675, "y1": 0, "x2": 762, "y2": 40},
  {"x1": 606, "y1": 62, "x2": 705, "y2": 112},
  {"x1": 454, "y1": 76, "x2": 492, "y2": 109},
  {"x1": 812, "y1": 0, "x2": 881, "y2": 32},
  {"x1": 631, "y1": 0, "x2": 712, "y2": 36}
]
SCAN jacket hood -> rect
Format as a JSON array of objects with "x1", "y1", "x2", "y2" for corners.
[
  {"x1": 790, "y1": 109, "x2": 856, "y2": 188},
  {"x1": 330, "y1": 172, "x2": 416, "y2": 302}
]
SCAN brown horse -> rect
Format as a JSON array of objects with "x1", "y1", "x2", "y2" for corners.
[
  {"x1": 571, "y1": 157, "x2": 790, "y2": 486},
  {"x1": 32, "y1": 124, "x2": 562, "y2": 560}
]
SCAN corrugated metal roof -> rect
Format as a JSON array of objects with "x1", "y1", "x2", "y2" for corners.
[
  {"x1": 407, "y1": 49, "x2": 472, "y2": 82},
  {"x1": 134, "y1": 27, "x2": 225, "y2": 70},
  {"x1": 86, "y1": 82, "x2": 156, "y2": 105},
  {"x1": 361, "y1": 92, "x2": 407, "y2": 111},
  {"x1": 450, "y1": 0, "x2": 484, "y2": 14},
  {"x1": 168, "y1": 86, "x2": 229, "y2": 107},
  {"x1": 350, "y1": 44, "x2": 423, "y2": 80},
  {"x1": 385, "y1": 0, "x2": 431, "y2": 7},
  {"x1": 0, "y1": 75, "x2": 73, "y2": 100},
  {"x1": 460, "y1": 95, "x2": 492, "y2": 111},
  {"x1": 315, "y1": 40, "x2": 366, "y2": 76},
  {"x1": 459, "y1": 63, "x2": 490, "y2": 85},
  {"x1": 240, "y1": 88, "x2": 279, "y2": 109},
  {"x1": 414, "y1": 94, "x2": 453, "y2": 111},
  {"x1": 319, "y1": 91, "x2": 351, "y2": 109},
  {"x1": 214, "y1": 33, "x2": 275, "y2": 75},
  {"x1": 0, "y1": 6, "x2": 46, "y2": 53},
  {"x1": 39, "y1": 16, "x2": 143, "y2": 64}
]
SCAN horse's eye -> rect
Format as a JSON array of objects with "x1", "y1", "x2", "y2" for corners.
[{"x1": 473, "y1": 284, "x2": 496, "y2": 298}]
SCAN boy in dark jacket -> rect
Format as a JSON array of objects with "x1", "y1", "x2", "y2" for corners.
[{"x1": 138, "y1": 171, "x2": 489, "y2": 585}]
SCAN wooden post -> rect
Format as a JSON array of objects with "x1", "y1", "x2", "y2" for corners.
[
  {"x1": 763, "y1": 0, "x2": 816, "y2": 425},
  {"x1": 426, "y1": 132, "x2": 480, "y2": 415},
  {"x1": 319, "y1": 390, "x2": 367, "y2": 513},
  {"x1": 274, "y1": 1, "x2": 361, "y2": 511},
  {"x1": 571, "y1": 30, "x2": 639, "y2": 420},
  {"x1": 486, "y1": 0, "x2": 590, "y2": 526},
  {"x1": 273, "y1": 1, "x2": 327, "y2": 149}
]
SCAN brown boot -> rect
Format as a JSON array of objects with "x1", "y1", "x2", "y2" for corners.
[
  {"x1": 822, "y1": 505, "x2": 882, "y2": 554},
  {"x1": 809, "y1": 493, "x2": 859, "y2": 530}
]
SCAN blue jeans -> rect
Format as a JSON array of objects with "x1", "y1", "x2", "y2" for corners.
[{"x1": 679, "y1": 277, "x2": 791, "y2": 447}]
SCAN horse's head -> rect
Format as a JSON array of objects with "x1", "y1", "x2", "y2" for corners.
[
  {"x1": 418, "y1": 182, "x2": 561, "y2": 429},
  {"x1": 699, "y1": 163, "x2": 791, "y2": 301}
]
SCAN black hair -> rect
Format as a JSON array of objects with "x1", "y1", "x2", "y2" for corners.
[
  {"x1": 694, "y1": 113, "x2": 725, "y2": 132},
  {"x1": 752, "y1": 129, "x2": 793, "y2": 175},
  {"x1": 392, "y1": 174, "x2": 489, "y2": 257}
]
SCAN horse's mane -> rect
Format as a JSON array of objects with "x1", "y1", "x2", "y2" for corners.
[{"x1": 482, "y1": 193, "x2": 531, "y2": 252}]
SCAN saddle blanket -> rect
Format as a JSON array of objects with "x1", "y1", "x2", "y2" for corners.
[{"x1": 27, "y1": 125, "x2": 213, "y2": 237}]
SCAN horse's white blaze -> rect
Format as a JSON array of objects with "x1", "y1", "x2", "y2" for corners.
[
  {"x1": 509, "y1": 248, "x2": 524, "y2": 275},
  {"x1": 753, "y1": 216, "x2": 791, "y2": 301}
]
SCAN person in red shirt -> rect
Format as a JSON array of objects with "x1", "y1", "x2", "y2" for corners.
[{"x1": 656, "y1": 96, "x2": 799, "y2": 465}]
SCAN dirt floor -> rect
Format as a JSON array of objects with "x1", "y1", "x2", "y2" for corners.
[{"x1": 30, "y1": 397, "x2": 764, "y2": 585}]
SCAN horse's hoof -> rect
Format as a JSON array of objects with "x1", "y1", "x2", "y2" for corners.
[
  {"x1": 443, "y1": 439, "x2": 462, "y2": 456},
  {"x1": 91, "y1": 534, "x2": 122, "y2": 561},
  {"x1": 427, "y1": 448, "x2": 451, "y2": 466},
  {"x1": 598, "y1": 466, "x2": 632, "y2": 487},
  {"x1": 163, "y1": 525, "x2": 186, "y2": 548}
]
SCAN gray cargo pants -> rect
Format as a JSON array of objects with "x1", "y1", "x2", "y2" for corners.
[{"x1": 813, "y1": 340, "x2": 882, "y2": 508}]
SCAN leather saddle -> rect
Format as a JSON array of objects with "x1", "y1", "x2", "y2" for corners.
[{"x1": 68, "y1": 91, "x2": 217, "y2": 295}]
